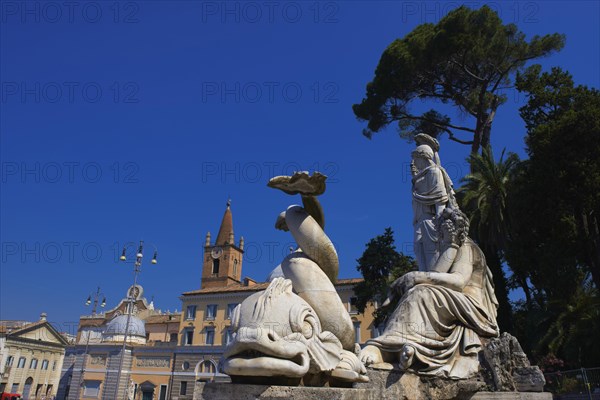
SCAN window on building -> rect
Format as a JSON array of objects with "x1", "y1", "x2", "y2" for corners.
[
  {"x1": 226, "y1": 303, "x2": 238, "y2": 319},
  {"x1": 184, "y1": 329, "x2": 194, "y2": 346},
  {"x1": 353, "y1": 321, "x2": 361, "y2": 343},
  {"x1": 180, "y1": 381, "x2": 188, "y2": 395},
  {"x1": 17, "y1": 357, "x2": 26, "y2": 368},
  {"x1": 5, "y1": 355, "x2": 14, "y2": 367},
  {"x1": 349, "y1": 297, "x2": 359, "y2": 314},
  {"x1": 233, "y1": 259, "x2": 238, "y2": 276},
  {"x1": 83, "y1": 380, "x2": 101, "y2": 397},
  {"x1": 186, "y1": 305, "x2": 197, "y2": 320},
  {"x1": 41, "y1": 359, "x2": 49, "y2": 370},
  {"x1": 200, "y1": 360, "x2": 216, "y2": 373},
  {"x1": 225, "y1": 328, "x2": 233, "y2": 345},
  {"x1": 159, "y1": 384, "x2": 168, "y2": 400},
  {"x1": 11, "y1": 383, "x2": 19, "y2": 393},
  {"x1": 212, "y1": 259, "x2": 220, "y2": 274},
  {"x1": 205, "y1": 328, "x2": 215, "y2": 345},
  {"x1": 205, "y1": 304, "x2": 217, "y2": 320},
  {"x1": 30, "y1": 358, "x2": 38, "y2": 369},
  {"x1": 170, "y1": 333, "x2": 178, "y2": 343},
  {"x1": 52, "y1": 360, "x2": 57, "y2": 370}
]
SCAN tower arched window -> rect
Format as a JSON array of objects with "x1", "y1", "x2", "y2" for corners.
[{"x1": 212, "y1": 259, "x2": 220, "y2": 274}]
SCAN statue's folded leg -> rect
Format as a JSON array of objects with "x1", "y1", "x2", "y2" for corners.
[{"x1": 365, "y1": 284, "x2": 496, "y2": 378}]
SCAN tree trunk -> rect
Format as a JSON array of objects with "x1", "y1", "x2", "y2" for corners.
[
  {"x1": 471, "y1": 124, "x2": 482, "y2": 156},
  {"x1": 471, "y1": 84, "x2": 490, "y2": 157},
  {"x1": 481, "y1": 96, "x2": 500, "y2": 149}
]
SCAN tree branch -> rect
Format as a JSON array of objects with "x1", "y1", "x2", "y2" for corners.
[
  {"x1": 396, "y1": 114, "x2": 476, "y2": 133},
  {"x1": 446, "y1": 131, "x2": 474, "y2": 145},
  {"x1": 450, "y1": 59, "x2": 486, "y2": 82}
]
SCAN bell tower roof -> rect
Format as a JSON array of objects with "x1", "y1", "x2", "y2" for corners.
[
  {"x1": 201, "y1": 199, "x2": 244, "y2": 289},
  {"x1": 215, "y1": 199, "x2": 233, "y2": 246}
]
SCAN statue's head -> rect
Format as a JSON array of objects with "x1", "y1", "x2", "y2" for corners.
[
  {"x1": 411, "y1": 145, "x2": 435, "y2": 171},
  {"x1": 412, "y1": 145, "x2": 434, "y2": 160},
  {"x1": 438, "y1": 207, "x2": 470, "y2": 247}
]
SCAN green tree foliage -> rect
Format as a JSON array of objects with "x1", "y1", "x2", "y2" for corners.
[
  {"x1": 460, "y1": 146, "x2": 519, "y2": 250},
  {"x1": 505, "y1": 65, "x2": 600, "y2": 366},
  {"x1": 353, "y1": 228, "x2": 417, "y2": 326},
  {"x1": 514, "y1": 65, "x2": 600, "y2": 292},
  {"x1": 458, "y1": 146, "x2": 519, "y2": 331},
  {"x1": 353, "y1": 5, "x2": 564, "y2": 154},
  {"x1": 540, "y1": 282, "x2": 600, "y2": 367}
]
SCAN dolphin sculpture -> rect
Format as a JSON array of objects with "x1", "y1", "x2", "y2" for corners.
[{"x1": 220, "y1": 172, "x2": 368, "y2": 386}]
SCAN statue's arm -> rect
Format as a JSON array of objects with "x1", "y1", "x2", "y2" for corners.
[
  {"x1": 429, "y1": 245, "x2": 458, "y2": 273},
  {"x1": 415, "y1": 245, "x2": 473, "y2": 291},
  {"x1": 387, "y1": 246, "x2": 472, "y2": 302}
]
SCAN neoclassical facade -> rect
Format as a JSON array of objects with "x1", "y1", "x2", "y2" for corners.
[{"x1": 0, "y1": 313, "x2": 69, "y2": 399}]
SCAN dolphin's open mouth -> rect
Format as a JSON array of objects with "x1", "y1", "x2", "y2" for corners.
[
  {"x1": 222, "y1": 348, "x2": 310, "y2": 377},
  {"x1": 236, "y1": 349, "x2": 307, "y2": 367}
]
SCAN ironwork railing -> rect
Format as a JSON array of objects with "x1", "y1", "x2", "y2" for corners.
[{"x1": 544, "y1": 367, "x2": 600, "y2": 400}]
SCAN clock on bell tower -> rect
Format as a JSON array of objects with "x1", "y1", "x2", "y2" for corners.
[{"x1": 201, "y1": 199, "x2": 244, "y2": 289}]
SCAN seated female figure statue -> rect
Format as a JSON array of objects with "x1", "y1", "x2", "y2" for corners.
[{"x1": 360, "y1": 208, "x2": 499, "y2": 379}]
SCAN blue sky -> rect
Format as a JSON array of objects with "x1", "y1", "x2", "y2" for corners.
[{"x1": 1, "y1": 1, "x2": 599, "y2": 332}]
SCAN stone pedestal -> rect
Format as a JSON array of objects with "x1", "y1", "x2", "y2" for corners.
[
  {"x1": 194, "y1": 380, "x2": 551, "y2": 400},
  {"x1": 194, "y1": 368, "x2": 552, "y2": 400},
  {"x1": 195, "y1": 333, "x2": 550, "y2": 400},
  {"x1": 194, "y1": 382, "x2": 372, "y2": 400}
]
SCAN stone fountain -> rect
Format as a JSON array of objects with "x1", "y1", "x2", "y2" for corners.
[{"x1": 195, "y1": 135, "x2": 548, "y2": 400}]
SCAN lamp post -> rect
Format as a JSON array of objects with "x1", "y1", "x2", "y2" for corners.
[
  {"x1": 77, "y1": 288, "x2": 106, "y2": 398},
  {"x1": 85, "y1": 287, "x2": 107, "y2": 316},
  {"x1": 114, "y1": 240, "x2": 157, "y2": 400}
]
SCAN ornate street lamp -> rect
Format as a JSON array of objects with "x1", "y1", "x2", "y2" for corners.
[
  {"x1": 85, "y1": 287, "x2": 106, "y2": 315},
  {"x1": 78, "y1": 287, "x2": 106, "y2": 398},
  {"x1": 114, "y1": 240, "x2": 158, "y2": 400}
]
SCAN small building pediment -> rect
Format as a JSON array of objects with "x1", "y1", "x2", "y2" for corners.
[{"x1": 7, "y1": 320, "x2": 69, "y2": 346}]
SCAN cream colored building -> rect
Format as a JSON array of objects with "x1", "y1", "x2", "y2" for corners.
[
  {"x1": 179, "y1": 278, "x2": 378, "y2": 350},
  {"x1": 0, "y1": 314, "x2": 68, "y2": 399}
]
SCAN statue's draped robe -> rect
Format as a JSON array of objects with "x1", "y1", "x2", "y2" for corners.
[
  {"x1": 412, "y1": 165, "x2": 448, "y2": 270},
  {"x1": 366, "y1": 240, "x2": 499, "y2": 379}
]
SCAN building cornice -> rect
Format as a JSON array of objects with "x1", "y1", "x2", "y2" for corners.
[
  {"x1": 6, "y1": 336, "x2": 66, "y2": 350},
  {"x1": 179, "y1": 291, "x2": 258, "y2": 301}
]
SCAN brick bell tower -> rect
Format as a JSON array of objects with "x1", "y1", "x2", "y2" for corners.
[{"x1": 201, "y1": 199, "x2": 244, "y2": 289}]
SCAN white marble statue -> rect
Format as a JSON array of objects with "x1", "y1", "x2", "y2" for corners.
[
  {"x1": 357, "y1": 134, "x2": 499, "y2": 379},
  {"x1": 220, "y1": 172, "x2": 368, "y2": 386},
  {"x1": 411, "y1": 134, "x2": 456, "y2": 271},
  {"x1": 360, "y1": 206, "x2": 499, "y2": 379}
]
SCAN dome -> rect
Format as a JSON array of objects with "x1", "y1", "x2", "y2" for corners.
[{"x1": 102, "y1": 315, "x2": 146, "y2": 344}]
